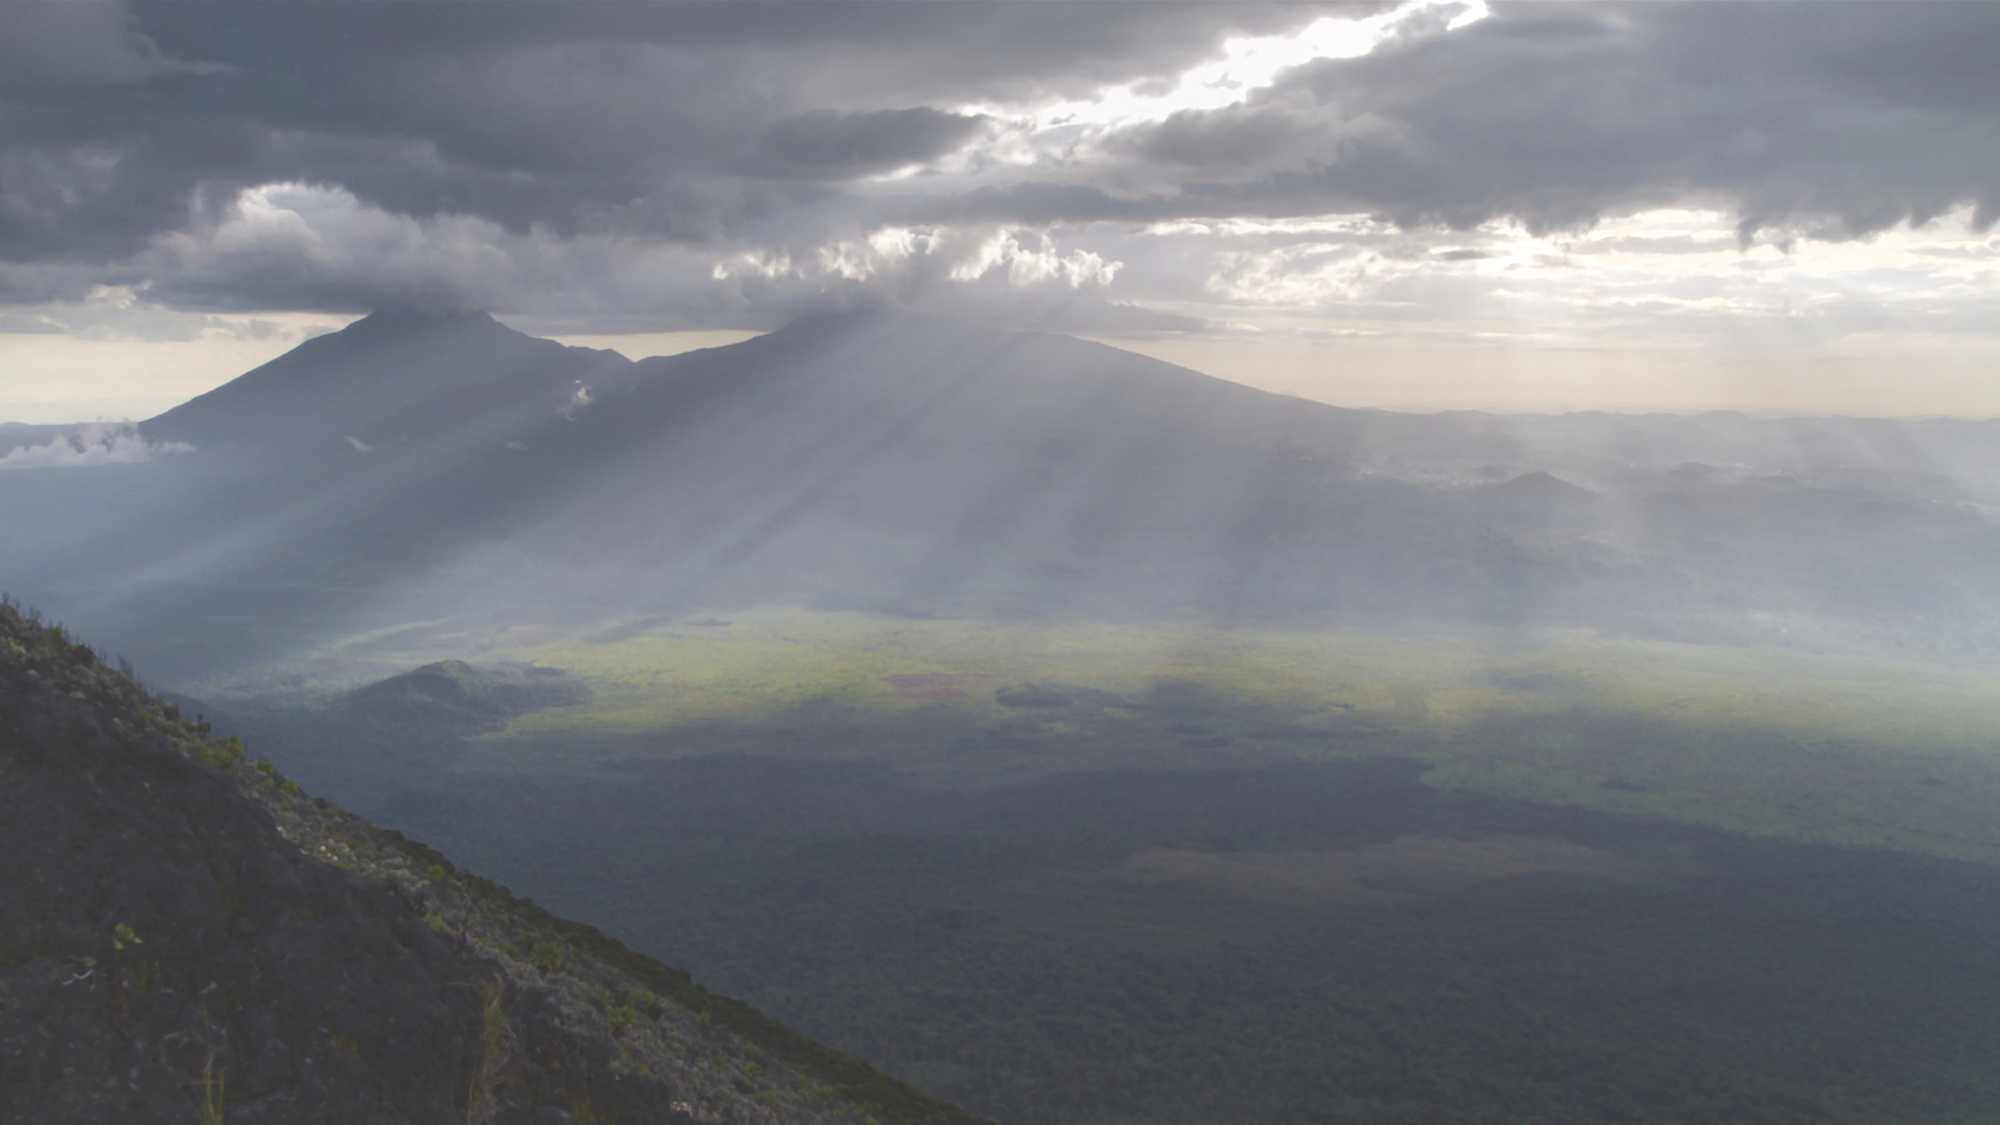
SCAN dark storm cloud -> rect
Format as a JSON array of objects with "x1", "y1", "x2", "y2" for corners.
[
  {"x1": 125, "y1": 0, "x2": 1345, "y2": 99},
  {"x1": 0, "y1": 0, "x2": 206, "y2": 85},
  {"x1": 1128, "y1": 105, "x2": 1308, "y2": 170},
  {"x1": 2, "y1": 0, "x2": 1997, "y2": 324},
  {"x1": 0, "y1": 0, "x2": 1342, "y2": 257},
  {"x1": 1100, "y1": 2, "x2": 2000, "y2": 238},
  {"x1": 756, "y1": 109, "x2": 990, "y2": 179},
  {"x1": 903, "y1": 182, "x2": 1176, "y2": 228}
]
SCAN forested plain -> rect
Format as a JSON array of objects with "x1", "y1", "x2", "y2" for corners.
[{"x1": 196, "y1": 613, "x2": 2000, "y2": 1124}]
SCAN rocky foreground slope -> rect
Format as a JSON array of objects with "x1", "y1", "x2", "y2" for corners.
[{"x1": 0, "y1": 598, "x2": 985, "y2": 1125}]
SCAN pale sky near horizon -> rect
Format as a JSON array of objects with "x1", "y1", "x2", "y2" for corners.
[
  {"x1": 11, "y1": 304, "x2": 1995, "y2": 424},
  {"x1": 4, "y1": 0, "x2": 1998, "y2": 422}
]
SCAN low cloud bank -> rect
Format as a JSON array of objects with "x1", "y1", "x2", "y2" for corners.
[{"x1": 0, "y1": 424, "x2": 193, "y2": 470}]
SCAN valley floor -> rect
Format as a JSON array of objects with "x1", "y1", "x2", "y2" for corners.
[{"x1": 204, "y1": 608, "x2": 2000, "y2": 1123}]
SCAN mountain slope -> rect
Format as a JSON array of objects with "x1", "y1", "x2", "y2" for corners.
[
  {"x1": 338, "y1": 660, "x2": 590, "y2": 737},
  {"x1": 5, "y1": 309, "x2": 2000, "y2": 678},
  {"x1": 0, "y1": 599, "x2": 987, "y2": 1125},
  {"x1": 142, "y1": 307, "x2": 632, "y2": 458}
]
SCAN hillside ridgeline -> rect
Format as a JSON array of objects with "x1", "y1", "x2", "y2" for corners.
[{"x1": 0, "y1": 599, "x2": 985, "y2": 1125}]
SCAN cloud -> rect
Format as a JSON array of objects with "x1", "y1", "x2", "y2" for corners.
[
  {"x1": 756, "y1": 109, "x2": 989, "y2": 179},
  {"x1": 1097, "y1": 4, "x2": 2000, "y2": 239},
  {"x1": 0, "y1": 0, "x2": 1995, "y2": 353},
  {"x1": 0, "y1": 423, "x2": 192, "y2": 470},
  {"x1": 0, "y1": 0, "x2": 212, "y2": 85},
  {"x1": 137, "y1": 180, "x2": 1189, "y2": 336},
  {"x1": 0, "y1": 1, "x2": 1346, "y2": 267},
  {"x1": 1126, "y1": 105, "x2": 1310, "y2": 170},
  {"x1": 944, "y1": 230, "x2": 1121, "y2": 288}
]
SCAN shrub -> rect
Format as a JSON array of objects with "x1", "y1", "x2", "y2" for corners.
[
  {"x1": 252, "y1": 758, "x2": 302, "y2": 795},
  {"x1": 608, "y1": 998, "x2": 640, "y2": 1035},
  {"x1": 198, "y1": 736, "x2": 246, "y2": 770},
  {"x1": 528, "y1": 938, "x2": 566, "y2": 975}
]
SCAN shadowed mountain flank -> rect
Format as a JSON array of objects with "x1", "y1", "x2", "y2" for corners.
[
  {"x1": 0, "y1": 601, "x2": 986, "y2": 1125},
  {"x1": 5, "y1": 308, "x2": 2000, "y2": 678},
  {"x1": 141, "y1": 308, "x2": 632, "y2": 457},
  {"x1": 339, "y1": 660, "x2": 588, "y2": 735}
]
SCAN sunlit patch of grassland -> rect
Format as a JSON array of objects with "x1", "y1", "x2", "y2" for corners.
[
  {"x1": 493, "y1": 614, "x2": 948, "y2": 738},
  {"x1": 438, "y1": 606, "x2": 2000, "y2": 859},
  {"x1": 489, "y1": 608, "x2": 2000, "y2": 748},
  {"x1": 482, "y1": 609, "x2": 1428, "y2": 755}
]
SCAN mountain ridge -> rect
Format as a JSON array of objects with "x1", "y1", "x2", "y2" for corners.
[
  {"x1": 7, "y1": 309, "x2": 2000, "y2": 678},
  {"x1": 141, "y1": 308, "x2": 633, "y2": 455},
  {"x1": 0, "y1": 598, "x2": 989, "y2": 1125}
]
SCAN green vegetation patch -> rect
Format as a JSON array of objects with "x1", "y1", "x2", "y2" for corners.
[{"x1": 450, "y1": 607, "x2": 2000, "y2": 860}]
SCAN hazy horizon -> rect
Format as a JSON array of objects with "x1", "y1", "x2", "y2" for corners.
[{"x1": 8, "y1": 307, "x2": 2000, "y2": 425}]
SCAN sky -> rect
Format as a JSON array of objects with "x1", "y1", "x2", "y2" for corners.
[{"x1": 2, "y1": 0, "x2": 1997, "y2": 421}]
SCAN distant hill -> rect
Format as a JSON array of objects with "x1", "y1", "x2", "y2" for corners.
[
  {"x1": 1478, "y1": 471, "x2": 1595, "y2": 503},
  {"x1": 4, "y1": 307, "x2": 2000, "y2": 677},
  {"x1": 339, "y1": 660, "x2": 588, "y2": 734},
  {"x1": 0, "y1": 600, "x2": 987, "y2": 1125},
  {"x1": 141, "y1": 308, "x2": 632, "y2": 457}
]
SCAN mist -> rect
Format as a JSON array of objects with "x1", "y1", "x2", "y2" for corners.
[{"x1": 8, "y1": 308, "x2": 2000, "y2": 684}]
